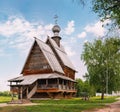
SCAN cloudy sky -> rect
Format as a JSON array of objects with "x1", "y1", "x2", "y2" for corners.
[{"x1": 0, "y1": 0, "x2": 109, "y2": 91}]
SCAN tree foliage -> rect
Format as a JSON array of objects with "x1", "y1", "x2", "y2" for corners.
[
  {"x1": 0, "y1": 91, "x2": 11, "y2": 96},
  {"x1": 81, "y1": 37, "x2": 120, "y2": 99},
  {"x1": 75, "y1": 78, "x2": 95, "y2": 98},
  {"x1": 92, "y1": 0, "x2": 120, "y2": 26},
  {"x1": 76, "y1": 0, "x2": 120, "y2": 26}
]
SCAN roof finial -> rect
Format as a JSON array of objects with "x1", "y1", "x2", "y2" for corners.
[
  {"x1": 33, "y1": 37, "x2": 37, "y2": 39},
  {"x1": 54, "y1": 15, "x2": 58, "y2": 25}
]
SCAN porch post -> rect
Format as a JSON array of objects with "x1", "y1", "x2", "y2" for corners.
[
  {"x1": 26, "y1": 86, "x2": 28, "y2": 99},
  {"x1": 70, "y1": 81, "x2": 71, "y2": 90},
  {"x1": 62, "y1": 79, "x2": 64, "y2": 89},
  {"x1": 11, "y1": 88, "x2": 14, "y2": 101},
  {"x1": 68, "y1": 80, "x2": 70, "y2": 90},
  {"x1": 73, "y1": 82, "x2": 75, "y2": 90},
  {"x1": 18, "y1": 87, "x2": 21, "y2": 99},
  {"x1": 20, "y1": 86, "x2": 23, "y2": 99},
  {"x1": 57, "y1": 78, "x2": 59, "y2": 89},
  {"x1": 66, "y1": 80, "x2": 68, "y2": 90},
  {"x1": 71, "y1": 82, "x2": 73, "y2": 90},
  {"x1": 10, "y1": 82, "x2": 12, "y2": 86},
  {"x1": 46, "y1": 79, "x2": 48, "y2": 89}
]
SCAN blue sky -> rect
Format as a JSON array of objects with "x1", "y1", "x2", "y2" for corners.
[{"x1": 0, "y1": 0, "x2": 110, "y2": 91}]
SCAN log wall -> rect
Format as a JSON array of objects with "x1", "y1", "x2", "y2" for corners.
[
  {"x1": 63, "y1": 66, "x2": 75, "y2": 80},
  {"x1": 23, "y1": 42, "x2": 52, "y2": 75}
]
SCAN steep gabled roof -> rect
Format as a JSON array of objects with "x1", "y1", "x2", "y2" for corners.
[
  {"x1": 21, "y1": 38, "x2": 64, "y2": 74},
  {"x1": 35, "y1": 38, "x2": 64, "y2": 74},
  {"x1": 47, "y1": 37, "x2": 76, "y2": 71}
]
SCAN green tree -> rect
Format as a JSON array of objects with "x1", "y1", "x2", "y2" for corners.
[
  {"x1": 81, "y1": 37, "x2": 120, "y2": 99},
  {"x1": 92, "y1": 0, "x2": 120, "y2": 26},
  {"x1": 0, "y1": 91, "x2": 11, "y2": 96},
  {"x1": 83, "y1": 81, "x2": 95, "y2": 97},
  {"x1": 75, "y1": 78, "x2": 84, "y2": 97},
  {"x1": 75, "y1": 78, "x2": 95, "y2": 98},
  {"x1": 75, "y1": 0, "x2": 120, "y2": 26}
]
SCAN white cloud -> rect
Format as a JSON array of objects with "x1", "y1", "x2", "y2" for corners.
[
  {"x1": 84, "y1": 39, "x2": 88, "y2": 43},
  {"x1": 84, "y1": 20, "x2": 111, "y2": 37},
  {"x1": 78, "y1": 31, "x2": 87, "y2": 38},
  {"x1": 64, "y1": 20, "x2": 75, "y2": 35},
  {"x1": 0, "y1": 16, "x2": 54, "y2": 54},
  {"x1": 0, "y1": 16, "x2": 54, "y2": 38},
  {"x1": 0, "y1": 17, "x2": 32, "y2": 37}
]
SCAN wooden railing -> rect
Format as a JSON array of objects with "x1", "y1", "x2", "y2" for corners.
[
  {"x1": 58, "y1": 85, "x2": 75, "y2": 90},
  {"x1": 38, "y1": 84, "x2": 75, "y2": 90},
  {"x1": 38, "y1": 84, "x2": 58, "y2": 89}
]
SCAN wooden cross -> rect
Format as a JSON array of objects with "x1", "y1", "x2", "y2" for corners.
[{"x1": 54, "y1": 15, "x2": 58, "y2": 24}]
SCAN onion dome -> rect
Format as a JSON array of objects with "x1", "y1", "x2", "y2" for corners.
[{"x1": 52, "y1": 25, "x2": 61, "y2": 35}]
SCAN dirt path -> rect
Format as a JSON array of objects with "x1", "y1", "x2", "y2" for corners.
[
  {"x1": 83, "y1": 98, "x2": 120, "y2": 112},
  {"x1": 0, "y1": 103, "x2": 38, "y2": 107}
]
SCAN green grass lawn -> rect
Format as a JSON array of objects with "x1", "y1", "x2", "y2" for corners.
[
  {"x1": 0, "y1": 96, "x2": 118, "y2": 112},
  {"x1": 0, "y1": 96, "x2": 12, "y2": 103},
  {"x1": 32, "y1": 96, "x2": 117, "y2": 104}
]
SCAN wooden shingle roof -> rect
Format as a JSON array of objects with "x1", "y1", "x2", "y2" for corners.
[
  {"x1": 47, "y1": 37, "x2": 76, "y2": 71},
  {"x1": 35, "y1": 38, "x2": 64, "y2": 74},
  {"x1": 8, "y1": 73, "x2": 75, "y2": 85}
]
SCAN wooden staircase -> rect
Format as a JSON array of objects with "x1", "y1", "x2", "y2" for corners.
[{"x1": 27, "y1": 85, "x2": 37, "y2": 99}]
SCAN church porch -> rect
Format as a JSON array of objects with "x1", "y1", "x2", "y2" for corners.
[{"x1": 9, "y1": 78, "x2": 76, "y2": 99}]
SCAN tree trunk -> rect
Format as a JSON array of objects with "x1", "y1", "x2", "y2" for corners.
[{"x1": 101, "y1": 91, "x2": 104, "y2": 100}]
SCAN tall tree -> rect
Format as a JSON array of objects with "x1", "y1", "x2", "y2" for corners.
[
  {"x1": 92, "y1": 0, "x2": 120, "y2": 26},
  {"x1": 76, "y1": 0, "x2": 120, "y2": 26},
  {"x1": 81, "y1": 37, "x2": 120, "y2": 99}
]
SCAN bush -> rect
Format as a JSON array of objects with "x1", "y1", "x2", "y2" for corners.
[
  {"x1": 0, "y1": 91, "x2": 11, "y2": 96},
  {"x1": 75, "y1": 78, "x2": 96, "y2": 97}
]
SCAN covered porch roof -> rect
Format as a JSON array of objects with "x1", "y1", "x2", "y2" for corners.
[{"x1": 8, "y1": 73, "x2": 76, "y2": 85}]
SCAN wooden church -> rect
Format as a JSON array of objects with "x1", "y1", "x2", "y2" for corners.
[{"x1": 8, "y1": 24, "x2": 76, "y2": 99}]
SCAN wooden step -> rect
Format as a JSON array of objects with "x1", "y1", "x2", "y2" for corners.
[{"x1": 8, "y1": 99, "x2": 31, "y2": 104}]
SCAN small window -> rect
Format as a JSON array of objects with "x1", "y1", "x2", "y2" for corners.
[{"x1": 43, "y1": 65, "x2": 48, "y2": 69}]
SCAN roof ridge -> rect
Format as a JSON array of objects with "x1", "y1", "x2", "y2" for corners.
[
  {"x1": 48, "y1": 37, "x2": 66, "y2": 53},
  {"x1": 35, "y1": 37, "x2": 56, "y2": 55},
  {"x1": 34, "y1": 37, "x2": 46, "y2": 45},
  {"x1": 47, "y1": 37, "x2": 76, "y2": 71}
]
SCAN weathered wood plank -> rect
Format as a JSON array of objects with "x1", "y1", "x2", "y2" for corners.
[{"x1": 23, "y1": 42, "x2": 52, "y2": 75}]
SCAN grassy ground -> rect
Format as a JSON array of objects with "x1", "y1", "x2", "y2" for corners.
[
  {"x1": 0, "y1": 96, "x2": 118, "y2": 112},
  {"x1": 0, "y1": 96, "x2": 12, "y2": 103}
]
